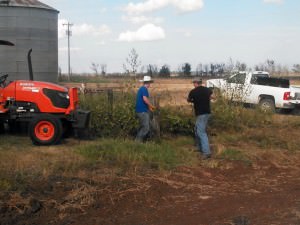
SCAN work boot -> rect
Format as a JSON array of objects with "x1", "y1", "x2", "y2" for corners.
[{"x1": 202, "y1": 154, "x2": 211, "y2": 160}]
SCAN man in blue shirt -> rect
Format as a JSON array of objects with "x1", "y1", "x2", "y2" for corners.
[{"x1": 135, "y1": 76, "x2": 155, "y2": 142}]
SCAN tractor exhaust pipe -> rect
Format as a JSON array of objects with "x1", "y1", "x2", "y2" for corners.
[{"x1": 27, "y1": 48, "x2": 34, "y2": 81}]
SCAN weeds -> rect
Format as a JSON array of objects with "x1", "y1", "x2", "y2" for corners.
[
  {"x1": 75, "y1": 138, "x2": 197, "y2": 171},
  {"x1": 211, "y1": 97, "x2": 273, "y2": 131},
  {"x1": 0, "y1": 178, "x2": 11, "y2": 191},
  {"x1": 218, "y1": 148, "x2": 249, "y2": 162},
  {"x1": 80, "y1": 91, "x2": 138, "y2": 137},
  {"x1": 79, "y1": 87, "x2": 275, "y2": 138}
]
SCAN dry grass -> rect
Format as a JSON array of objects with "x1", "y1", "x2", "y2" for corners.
[
  {"x1": 0, "y1": 137, "x2": 85, "y2": 177},
  {"x1": 56, "y1": 183, "x2": 97, "y2": 215},
  {"x1": 209, "y1": 113, "x2": 300, "y2": 170}
]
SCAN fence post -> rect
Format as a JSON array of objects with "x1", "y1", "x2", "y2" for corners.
[
  {"x1": 150, "y1": 94, "x2": 161, "y2": 140},
  {"x1": 107, "y1": 89, "x2": 113, "y2": 117}
]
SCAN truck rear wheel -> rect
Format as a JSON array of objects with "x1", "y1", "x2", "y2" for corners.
[
  {"x1": 259, "y1": 98, "x2": 275, "y2": 113},
  {"x1": 29, "y1": 115, "x2": 63, "y2": 145}
]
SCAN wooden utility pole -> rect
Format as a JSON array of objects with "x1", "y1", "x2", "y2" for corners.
[{"x1": 63, "y1": 22, "x2": 73, "y2": 80}]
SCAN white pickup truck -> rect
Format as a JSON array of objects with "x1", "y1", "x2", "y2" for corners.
[{"x1": 206, "y1": 71, "x2": 300, "y2": 112}]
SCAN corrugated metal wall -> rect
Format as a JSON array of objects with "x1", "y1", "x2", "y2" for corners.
[{"x1": 0, "y1": 5, "x2": 58, "y2": 82}]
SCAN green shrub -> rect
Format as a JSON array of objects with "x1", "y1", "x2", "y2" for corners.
[
  {"x1": 80, "y1": 92, "x2": 195, "y2": 137},
  {"x1": 211, "y1": 97, "x2": 272, "y2": 131},
  {"x1": 79, "y1": 90, "x2": 273, "y2": 138},
  {"x1": 159, "y1": 107, "x2": 194, "y2": 135},
  {"x1": 80, "y1": 91, "x2": 138, "y2": 137}
]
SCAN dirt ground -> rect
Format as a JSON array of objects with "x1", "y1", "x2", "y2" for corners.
[{"x1": 1, "y1": 148, "x2": 299, "y2": 225}]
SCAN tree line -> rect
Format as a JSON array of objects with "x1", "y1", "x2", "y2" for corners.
[
  {"x1": 60, "y1": 48, "x2": 300, "y2": 80},
  {"x1": 115, "y1": 49, "x2": 300, "y2": 77}
]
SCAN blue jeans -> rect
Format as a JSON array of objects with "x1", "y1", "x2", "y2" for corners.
[
  {"x1": 135, "y1": 112, "x2": 150, "y2": 142},
  {"x1": 195, "y1": 114, "x2": 211, "y2": 155}
]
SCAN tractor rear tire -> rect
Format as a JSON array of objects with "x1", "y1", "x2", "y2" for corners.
[{"x1": 29, "y1": 115, "x2": 63, "y2": 146}]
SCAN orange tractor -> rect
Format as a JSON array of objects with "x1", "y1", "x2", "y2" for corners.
[{"x1": 0, "y1": 40, "x2": 90, "y2": 145}]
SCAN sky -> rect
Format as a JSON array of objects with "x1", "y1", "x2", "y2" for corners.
[{"x1": 42, "y1": 0, "x2": 300, "y2": 74}]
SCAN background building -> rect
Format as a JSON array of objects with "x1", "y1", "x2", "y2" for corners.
[{"x1": 0, "y1": 0, "x2": 59, "y2": 82}]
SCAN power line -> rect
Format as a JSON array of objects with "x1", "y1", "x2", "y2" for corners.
[{"x1": 63, "y1": 22, "x2": 73, "y2": 80}]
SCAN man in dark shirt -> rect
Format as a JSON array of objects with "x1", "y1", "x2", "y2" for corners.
[{"x1": 187, "y1": 78, "x2": 214, "y2": 159}]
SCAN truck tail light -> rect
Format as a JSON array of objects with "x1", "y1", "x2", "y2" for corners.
[{"x1": 283, "y1": 92, "x2": 291, "y2": 100}]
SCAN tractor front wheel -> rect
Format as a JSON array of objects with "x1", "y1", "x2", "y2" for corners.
[{"x1": 29, "y1": 115, "x2": 63, "y2": 145}]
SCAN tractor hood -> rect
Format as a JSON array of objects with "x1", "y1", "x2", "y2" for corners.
[{"x1": 15, "y1": 80, "x2": 68, "y2": 93}]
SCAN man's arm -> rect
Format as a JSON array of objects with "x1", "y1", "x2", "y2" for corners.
[
  {"x1": 143, "y1": 96, "x2": 155, "y2": 110},
  {"x1": 187, "y1": 91, "x2": 193, "y2": 103},
  {"x1": 209, "y1": 88, "x2": 216, "y2": 101}
]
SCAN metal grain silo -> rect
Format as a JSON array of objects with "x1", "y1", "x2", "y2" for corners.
[{"x1": 0, "y1": 0, "x2": 59, "y2": 82}]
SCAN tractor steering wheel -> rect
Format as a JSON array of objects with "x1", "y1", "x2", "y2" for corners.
[{"x1": 0, "y1": 74, "x2": 8, "y2": 87}]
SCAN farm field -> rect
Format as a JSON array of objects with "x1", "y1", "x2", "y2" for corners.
[
  {"x1": 1, "y1": 78, "x2": 300, "y2": 225},
  {"x1": 63, "y1": 78, "x2": 194, "y2": 106}
]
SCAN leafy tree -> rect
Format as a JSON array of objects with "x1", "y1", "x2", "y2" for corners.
[
  {"x1": 181, "y1": 63, "x2": 191, "y2": 76},
  {"x1": 90, "y1": 62, "x2": 99, "y2": 76},
  {"x1": 147, "y1": 64, "x2": 158, "y2": 76},
  {"x1": 159, "y1": 64, "x2": 171, "y2": 77},
  {"x1": 196, "y1": 63, "x2": 203, "y2": 76},
  {"x1": 226, "y1": 57, "x2": 235, "y2": 73},
  {"x1": 210, "y1": 63, "x2": 215, "y2": 76},
  {"x1": 255, "y1": 59, "x2": 275, "y2": 73},
  {"x1": 266, "y1": 59, "x2": 275, "y2": 73},
  {"x1": 203, "y1": 64, "x2": 209, "y2": 76},
  {"x1": 292, "y1": 64, "x2": 300, "y2": 73},
  {"x1": 235, "y1": 61, "x2": 247, "y2": 71},
  {"x1": 100, "y1": 64, "x2": 107, "y2": 76},
  {"x1": 123, "y1": 48, "x2": 141, "y2": 76}
]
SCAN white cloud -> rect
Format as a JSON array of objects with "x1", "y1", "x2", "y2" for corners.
[
  {"x1": 173, "y1": 0, "x2": 204, "y2": 12},
  {"x1": 124, "y1": 0, "x2": 167, "y2": 14},
  {"x1": 263, "y1": 0, "x2": 284, "y2": 4},
  {"x1": 124, "y1": 0, "x2": 204, "y2": 15},
  {"x1": 118, "y1": 23, "x2": 166, "y2": 42},
  {"x1": 122, "y1": 15, "x2": 164, "y2": 25},
  {"x1": 58, "y1": 19, "x2": 111, "y2": 38},
  {"x1": 73, "y1": 24, "x2": 111, "y2": 37}
]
